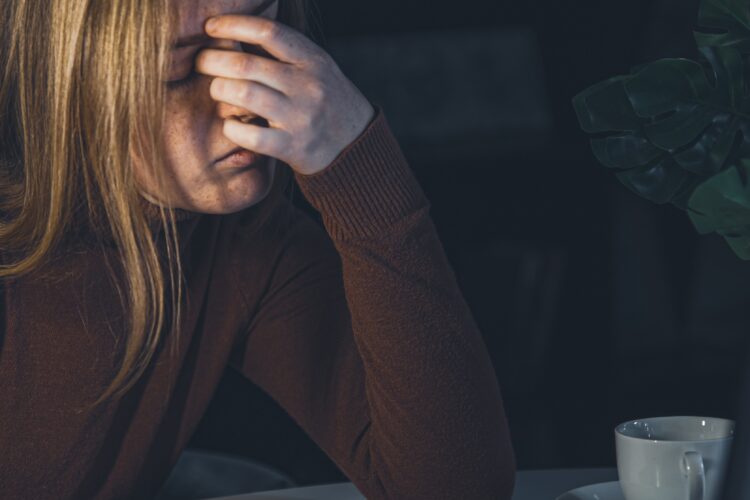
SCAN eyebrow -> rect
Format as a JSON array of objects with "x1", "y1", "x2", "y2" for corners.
[{"x1": 172, "y1": 0, "x2": 278, "y2": 49}]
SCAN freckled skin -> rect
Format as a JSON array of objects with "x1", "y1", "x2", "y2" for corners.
[{"x1": 134, "y1": 0, "x2": 280, "y2": 214}]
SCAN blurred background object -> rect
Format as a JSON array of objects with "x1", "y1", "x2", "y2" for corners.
[
  {"x1": 182, "y1": 0, "x2": 750, "y2": 486},
  {"x1": 324, "y1": 26, "x2": 553, "y2": 164}
]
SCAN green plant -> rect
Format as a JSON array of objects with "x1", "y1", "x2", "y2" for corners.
[{"x1": 573, "y1": 0, "x2": 750, "y2": 259}]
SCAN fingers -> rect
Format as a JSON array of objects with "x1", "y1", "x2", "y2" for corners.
[
  {"x1": 204, "y1": 15, "x2": 314, "y2": 66},
  {"x1": 196, "y1": 49, "x2": 296, "y2": 95},
  {"x1": 222, "y1": 119, "x2": 292, "y2": 160},
  {"x1": 209, "y1": 77, "x2": 290, "y2": 124}
]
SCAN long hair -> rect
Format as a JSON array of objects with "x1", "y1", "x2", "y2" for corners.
[{"x1": 0, "y1": 0, "x2": 314, "y2": 410}]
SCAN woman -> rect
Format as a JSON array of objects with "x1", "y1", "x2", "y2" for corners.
[{"x1": 0, "y1": 0, "x2": 516, "y2": 498}]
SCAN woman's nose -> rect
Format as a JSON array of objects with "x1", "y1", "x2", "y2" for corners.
[
  {"x1": 215, "y1": 101, "x2": 257, "y2": 124},
  {"x1": 206, "y1": 40, "x2": 259, "y2": 123}
]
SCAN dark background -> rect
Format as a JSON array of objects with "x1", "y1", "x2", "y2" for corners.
[{"x1": 186, "y1": 0, "x2": 750, "y2": 486}]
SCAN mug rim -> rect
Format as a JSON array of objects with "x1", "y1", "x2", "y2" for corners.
[{"x1": 614, "y1": 415, "x2": 735, "y2": 443}]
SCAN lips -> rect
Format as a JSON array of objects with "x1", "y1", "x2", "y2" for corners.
[
  {"x1": 215, "y1": 146, "x2": 248, "y2": 164},
  {"x1": 214, "y1": 148, "x2": 261, "y2": 169}
]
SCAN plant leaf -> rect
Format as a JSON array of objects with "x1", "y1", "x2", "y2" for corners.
[
  {"x1": 590, "y1": 134, "x2": 663, "y2": 169},
  {"x1": 621, "y1": 46, "x2": 750, "y2": 163},
  {"x1": 672, "y1": 175, "x2": 709, "y2": 210},
  {"x1": 643, "y1": 104, "x2": 716, "y2": 151},
  {"x1": 573, "y1": 0, "x2": 750, "y2": 259},
  {"x1": 700, "y1": 45, "x2": 744, "y2": 107},
  {"x1": 616, "y1": 158, "x2": 692, "y2": 204},
  {"x1": 625, "y1": 59, "x2": 712, "y2": 118},
  {"x1": 687, "y1": 160, "x2": 750, "y2": 234},
  {"x1": 719, "y1": 231, "x2": 750, "y2": 259},
  {"x1": 572, "y1": 76, "x2": 642, "y2": 133},
  {"x1": 623, "y1": 49, "x2": 746, "y2": 152},
  {"x1": 672, "y1": 113, "x2": 740, "y2": 175},
  {"x1": 694, "y1": 0, "x2": 750, "y2": 53}
]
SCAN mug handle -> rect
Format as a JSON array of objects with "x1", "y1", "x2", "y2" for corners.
[{"x1": 682, "y1": 451, "x2": 705, "y2": 500}]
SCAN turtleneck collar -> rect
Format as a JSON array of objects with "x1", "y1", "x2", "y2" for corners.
[{"x1": 68, "y1": 194, "x2": 203, "y2": 250}]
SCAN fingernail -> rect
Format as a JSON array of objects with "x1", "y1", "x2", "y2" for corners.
[{"x1": 205, "y1": 17, "x2": 218, "y2": 32}]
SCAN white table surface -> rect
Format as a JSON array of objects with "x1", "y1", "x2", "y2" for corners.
[{"x1": 211, "y1": 467, "x2": 619, "y2": 500}]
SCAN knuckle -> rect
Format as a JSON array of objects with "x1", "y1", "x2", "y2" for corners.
[
  {"x1": 237, "y1": 82, "x2": 254, "y2": 103},
  {"x1": 307, "y1": 81, "x2": 326, "y2": 103},
  {"x1": 280, "y1": 64, "x2": 298, "y2": 84},
  {"x1": 296, "y1": 110, "x2": 316, "y2": 132},
  {"x1": 259, "y1": 22, "x2": 281, "y2": 42},
  {"x1": 314, "y1": 51, "x2": 334, "y2": 68},
  {"x1": 297, "y1": 112, "x2": 313, "y2": 129},
  {"x1": 307, "y1": 80, "x2": 325, "y2": 101},
  {"x1": 310, "y1": 59, "x2": 335, "y2": 82},
  {"x1": 234, "y1": 55, "x2": 254, "y2": 77},
  {"x1": 304, "y1": 46, "x2": 333, "y2": 70},
  {"x1": 279, "y1": 63, "x2": 294, "y2": 78}
]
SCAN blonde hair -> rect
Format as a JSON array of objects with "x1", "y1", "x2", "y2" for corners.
[{"x1": 0, "y1": 0, "x2": 312, "y2": 410}]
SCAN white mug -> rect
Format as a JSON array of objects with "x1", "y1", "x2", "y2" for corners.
[{"x1": 615, "y1": 416, "x2": 734, "y2": 500}]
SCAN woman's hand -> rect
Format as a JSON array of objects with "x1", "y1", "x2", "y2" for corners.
[{"x1": 196, "y1": 14, "x2": 376, "y2": 176}]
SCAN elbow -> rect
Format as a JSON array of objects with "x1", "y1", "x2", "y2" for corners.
[
  {"x1": 368, "y1": 453, "x2": 517, "y2": 500},
  {"x1": 355, "y1": 425, "x2": 517, "y2": 499}
]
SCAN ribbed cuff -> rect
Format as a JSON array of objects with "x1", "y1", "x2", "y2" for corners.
[{"x1": 293, "y1": 104, "x2": 430, "y2": 241}]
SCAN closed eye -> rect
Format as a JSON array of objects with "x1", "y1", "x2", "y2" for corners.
[
  {"x1": 167, "y1": 70, "x2": 201, "y2": 90},
  {"x1": 167, "y1": 39, "x2": 271, "y2": 91}
]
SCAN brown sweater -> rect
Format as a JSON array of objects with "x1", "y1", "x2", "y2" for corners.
[{"x1": 0, "y1": 104, "x2": 516, "y2": 499}]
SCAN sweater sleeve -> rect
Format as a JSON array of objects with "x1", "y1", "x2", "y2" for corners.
[{"x1": 228, "y1": 104, "x2": 516, "y2": 499}]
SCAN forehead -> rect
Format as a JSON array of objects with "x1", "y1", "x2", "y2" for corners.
[{"x1": 173, "y1": 0, "x2": 263, "y2": 34}]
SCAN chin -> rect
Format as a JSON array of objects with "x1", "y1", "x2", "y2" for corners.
[{"x1": 189, "y1": 159, "x2": 277, "y2": 215}]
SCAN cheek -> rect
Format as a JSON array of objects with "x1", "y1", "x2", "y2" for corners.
[
  {"x1": 164, "y1": 77, "x2": 214, "y2": 120},
  {"x1": 161, "y1": 97, "x2": 210, "y2": 159}
]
